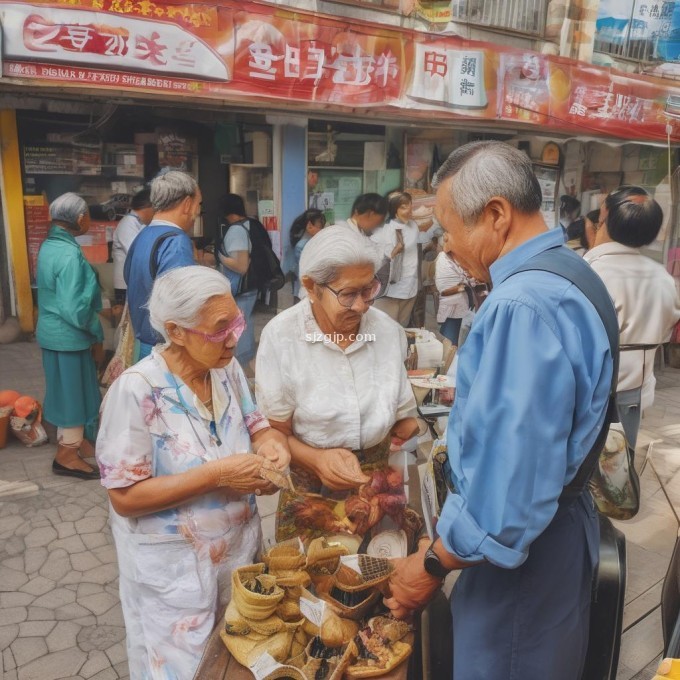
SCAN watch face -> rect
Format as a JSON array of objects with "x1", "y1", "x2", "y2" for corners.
[{"x1": 424, "y1": 548, "x2": 448, "y2": 579}]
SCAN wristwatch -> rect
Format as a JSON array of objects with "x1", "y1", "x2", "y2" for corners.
[{"x1": 424, "y1": 542, "x2": 451, "y2": 579}]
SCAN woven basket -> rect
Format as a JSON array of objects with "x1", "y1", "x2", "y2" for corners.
[{"x1": 232, "y1": 564, "x2": 285, "y2": 621}]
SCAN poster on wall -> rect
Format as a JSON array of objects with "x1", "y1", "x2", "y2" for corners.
[
  {"x1": 533, "y1": 164, "x2": 559, "y2": 229},
  {"x1": 23, "y1": 195, "x2": 49, "y2": 281},
  {"x1": 23, "y1": 144, "x2": 74, "y2": 174}
]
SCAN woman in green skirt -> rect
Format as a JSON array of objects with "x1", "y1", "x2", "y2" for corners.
[{"x1": 37, "y1": 193, "x2": 104, "y2": 480}]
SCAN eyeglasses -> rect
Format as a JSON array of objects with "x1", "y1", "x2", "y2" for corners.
[
  {"x1": 322, "y1": 277, "x2": 382, "y2": 308},
  {"x1": 183, "y1": 311, "x2": 246, "y2": 344}
]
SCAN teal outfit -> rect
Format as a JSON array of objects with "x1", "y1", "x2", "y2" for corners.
[{"x1": 37, "y1": 225, "x2": 103, "y2": 438}]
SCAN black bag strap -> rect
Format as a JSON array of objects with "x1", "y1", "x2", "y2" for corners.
[
  {"x1": 511, "y1": 246, "x2": 620, "y2": 500},
  {"x1": 149, "y1": 230, "x2": 180, "y2": 279}
]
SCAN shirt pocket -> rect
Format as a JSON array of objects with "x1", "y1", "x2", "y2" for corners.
[{"x1": 124, "y1": 534, "x2": 216, "y2": 611}]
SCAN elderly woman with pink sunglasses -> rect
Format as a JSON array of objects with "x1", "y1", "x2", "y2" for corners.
[{"x1": 96, "y1": 266, "x2": 290, "y2": 680}]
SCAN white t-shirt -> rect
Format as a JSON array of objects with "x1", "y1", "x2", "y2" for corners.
[
  {"x1": 434, "y1": 251, "x2": 469, "y2": 323},
  {"x1": 112, "y1": 211, "x2": 145, "y2": 289},
  {"x1": 255, "y1": 299, "x2": 417, "y2": 450},
  {"x1": 371, "y1": 219, "x2": 436, "y2": 299},
  {"x1": 584, "y1": 242, "x2": 680, "y2": 408}
]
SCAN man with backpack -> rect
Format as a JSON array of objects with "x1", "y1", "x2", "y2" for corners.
[
  {"x1": 124, "y1": 171, "x2": 199, "y2": 360},
  {"x1": 216, "y1": 193, "x2": 283, "y2": 372}
]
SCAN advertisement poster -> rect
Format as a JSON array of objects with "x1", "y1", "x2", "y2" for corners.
[{"x1": 3, "y1": 0, "x2": 680, "y2": 142}]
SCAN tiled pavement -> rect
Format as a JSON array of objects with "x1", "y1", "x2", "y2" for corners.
[{"x1": 3, "y1": 323, "x2": 680, "y2": 679}]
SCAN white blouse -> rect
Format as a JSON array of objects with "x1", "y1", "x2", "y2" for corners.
[
  {"x1": 434, "y1": 252, "x2": 470, "y2": 323},
  {"x1": 585, "y1": 242, "x2": 680, "y2": 408},
  {"x1": 371, "y1": 219, "x2": 435, "y2": 299},
  {"x1": 255, "y1": 299, "x2": 417, "y2": 450}
]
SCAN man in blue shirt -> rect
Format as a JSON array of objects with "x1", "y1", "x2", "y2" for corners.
[
  {"x1": 124, "y1": 171, "x2": 199, "y2": 359},
  {"x1": 385, "y1": 141, "x2": 613, "y2": 679}
]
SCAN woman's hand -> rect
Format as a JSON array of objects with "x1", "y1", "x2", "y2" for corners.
[
  {"x1": 313, "y1": 448, "x2": 370, "y2": 491},
  {"x1": 391, "y1": 242, "x2": 405, "y2": 259},
  {"x1": 91, "y1": 342, "x2": 105, "y2": 367},
  {"x1": 215, "y1": 454, "x2": 277, "y2": 496},
  {"x1": 391, "y1": 418, "x2": 419, "y2": 446},
  {"x1": 256, "y1": 438, "x2": 291, "y2": 471}
]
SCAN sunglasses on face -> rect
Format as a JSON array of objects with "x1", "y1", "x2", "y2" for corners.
[
  {"x1": 183, "y1": 311, "x2": 246, "y2": 344},
  {"x1": 322, "y1": 277, "x2": 382, "y2": 308}
]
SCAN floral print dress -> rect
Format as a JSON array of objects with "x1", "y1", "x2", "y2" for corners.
[{"x1": 96, "y1": 349, "x2": 269, "y2": 680}]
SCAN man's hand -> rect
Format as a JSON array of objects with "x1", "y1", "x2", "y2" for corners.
[
  {"x1": 383, "y1": 540, "x2": 442, "y2": 619},
  {"x1": 313, "y1": 448, "x2": 370, "y2": 490}
]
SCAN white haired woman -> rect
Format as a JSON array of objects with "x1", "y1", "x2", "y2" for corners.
[
  {"x1": 95, "y1": 266, "x2": 290, "y2": 679},
  {"x1": 256, "y1": 226, "x2": 420, "y2": 544},
  {"x1": 37, "y1": 193, "x2": 103, "y2": 480}
]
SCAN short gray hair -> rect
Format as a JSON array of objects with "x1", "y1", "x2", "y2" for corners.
[
  {"x1": 49, "y1": 193, "x2": 88, "y2": 226},
  {"x1": 150, "y1": 171, "x2": 198, "y2": 212},
  {"x1": 433, "y1": 141, "x2": 542, "y2": 224},
  {"x1": 299, "y1": 225, "x2": 383, "y2": 285},
  {"x1": 148, "y1": 265, "x2": 233, "y2": 343}
]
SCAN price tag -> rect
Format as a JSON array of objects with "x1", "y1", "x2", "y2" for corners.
[
  {"x1": 340, "y1": 554, "x2": 363, "y2": 574},
  {"x1": 249, "y1": 652, "x2": 283, "y2": 679},
  {"x1": 300, "y1": 595, "x2": 326, "y2": 627}
]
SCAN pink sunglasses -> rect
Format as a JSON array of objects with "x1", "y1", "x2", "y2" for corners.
[{"x1": 183, "y1": 311, "x2": 246, "y2": 344}]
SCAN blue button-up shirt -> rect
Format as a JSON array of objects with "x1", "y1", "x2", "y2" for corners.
[
  {"x1": 438, "y1": 229, "x2": 612, "y2": 569},
  {"x1": 124, "y1": 220, "x2": 194, "y2": 345}
]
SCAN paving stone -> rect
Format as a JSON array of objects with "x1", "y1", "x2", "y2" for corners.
[
  {"x1": 17, "y1": 648, "x2": 87, "y2": 680},
  {"x1": 1, "y1": 592, "x2": 34, "y2": 607},
  {"x1": 96, "y1": 603, "x2": 124, "y2": 629},
  {"x1": 5, "y1": 535, "x2": 26, "y2": 555},
  {"x1": 59, "y1": 503, "x2": 85, "y2": 522},
  {"x1": 20, "y1": 576, "x2": 55, "y2": 596},
  {"x1": 2, "y1": 555, "x2": 25, "y2": 570},
  {"x1": 46, "y1": 621, "x2": 80, "y2": 652},
  {"x1": 27, "y1": 606, "x2": 55, "y2": 621},
  {"x1": 104, "y1": 641, "x2": 126, "y2": 666},
  {"x1": 78, "y1": 593, "x2": 119, "y2": 616},
  {"x1": 3, "y1": 607, "x2": 28, "y2": 624},
  {"x1": 4, "y1": 646, "x2": 16, "y2": 670},
  {"x1": 0, "y1": 565, "x2": 29, "y2": 591},
  {"x1": 14, "y1": 522, "x2": 32, "y2": 538},
  {"x1": 76, "y1": 583, "x2": 104, "y2": 598},
  {"x1": 0, "y1": 515, "x2": 25, "y2": 536},
  {"x1": 4, "y1": 671, "x2": 18, "y2": 680},
  {"x1": 23, "y1": 546, "x2": 48, "y2": 574},
  {"x1": 81, "y1": 534, "x2": 109, "y2": 550},
  {"x1": 24, "y1": 526, "x2": 57, "y2": 548},
  {"x1": 88, "y1": 670, "x2": 116, "y2": 680},
  {"x1": 91, "y1": 545, "x2": 116, "y2": 565},
  {"x1": 70, "y1": 552, "x2": 102, "y2": 572},
  {"x1": 49, "y1": 535, "x2": 87, "y2": 554},
  {"x1": 79, "y1": 652, "x2": 110, "y2": 679},
  {"x1": 74, "y1": 517, "x2": 107, "y2": 535},
  {"x1": 113, "y1": 661, "x2": 129, "y2": 677},
  {"x1": 56, "y1": 522, "x2": 76, "y2": 539},
  {"x1": 11, "y1": 636, "x2": 48, "y2": 666},
  {"x1": 81, "y1": 564, "x2": 119, "y2": 586},
  {"x1": 18, "y1": 621, "x2": 56, "y2": 637},
  {"x1": 58, "y1": 570, "x2": 85, "y2": 586},
  {"x1": 55, "y1": 602, "x2": 91, "y2": 621},
  {"x1": 77, "y1": 625, "x2": 126, "y2": 652},
  {"x1": 32, "y1": 587, "x2": 76, "y2": 610},
  {"x1": 40, "y1": 555, "x2": 72, "y2": 582},
  {"x1": 0, "y1": 624, "x2": 20, "y2": 651},
  {"x1": 73, "y1": 616, "x2": 98, "y2": 627}
]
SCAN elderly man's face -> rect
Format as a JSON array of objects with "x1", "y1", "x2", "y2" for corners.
[{"x1": 435, "y1": 177, "x2": 501, "y2": 284}]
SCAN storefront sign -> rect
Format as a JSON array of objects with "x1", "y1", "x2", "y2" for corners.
[{"x1": 3, "y1": 0, "x2": 680, "y2": 142}]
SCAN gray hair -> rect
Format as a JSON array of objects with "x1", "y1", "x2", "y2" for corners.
[
  {"x1": 432, "y1": 141, "x2": 542, "y2": 224},
  {"x1": 148, "y1": 265, "x2": 233, "y2": 343},
  {"x1": 49, "y1": 193, "x2": 88, "y2": 226},
  {"x1": 150, "y1": 171, "x2": 198, "y2": 212},
  {"x1": 299, "y1": 225, "x2": 383, "y2": 285}
]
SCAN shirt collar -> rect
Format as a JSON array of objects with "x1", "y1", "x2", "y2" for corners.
[
  {"x1": 490, "y1": 229, "x2": 565, "y2": 286},
  {"x1": 584, "y1": 241, "x2": 640, "y2": 262},
  {"x1": 48, "y1": 224, "x2": 79, "y2": 244},
  {"x1": 149, "y1": 219, "x2": 182, "y2": 230},
  {"x1": 298, "y1": 297, "x2": 376, "y2": 354}
]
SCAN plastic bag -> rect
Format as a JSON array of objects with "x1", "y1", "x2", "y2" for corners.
[{"x1": 10, "y1": 397, "x2": 48, "y2": 447}]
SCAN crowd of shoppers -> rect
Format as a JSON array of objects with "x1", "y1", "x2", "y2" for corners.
[{"x1": 32, "y1": 141, "x2": 680, "y2": 679}]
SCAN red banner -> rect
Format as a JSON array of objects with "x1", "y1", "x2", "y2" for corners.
[{"x1": 2, "y1": 0, "x2": 680, "y2": 142}]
